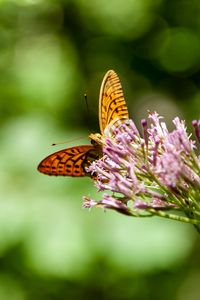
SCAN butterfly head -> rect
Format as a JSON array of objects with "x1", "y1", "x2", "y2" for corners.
[{"x1": 89, "y1": 133, "x2": 105, "y2": 147}]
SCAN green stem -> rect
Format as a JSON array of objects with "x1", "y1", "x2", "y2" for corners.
[{"x1": 147, "y1": 209, "x2": 200, "y2": 225}]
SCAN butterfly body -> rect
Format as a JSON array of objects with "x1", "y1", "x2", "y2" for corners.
[{"x1": 37, "y1": 70, "x2": 129, "y2": 177}]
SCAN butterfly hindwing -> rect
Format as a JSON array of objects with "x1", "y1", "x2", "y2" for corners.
[
  {"x1": 37, "y1": 145, "x2": 98, "y2": 177},
  {"x1": 98, "y1": 70, "x2": 129, "y2": 134}
]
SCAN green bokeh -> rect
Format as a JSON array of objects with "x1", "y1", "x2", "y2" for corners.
[
  {"x1": 0, "y1": 0, "x2": 200, "y2": 299},
  {"x1": 157, "y1": 28, "x2": 200, "y2": 73}
]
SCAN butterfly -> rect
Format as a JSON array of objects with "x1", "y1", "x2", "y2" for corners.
[{"x1": 37, "y1": 70, "x2": 129, "y2": 177}]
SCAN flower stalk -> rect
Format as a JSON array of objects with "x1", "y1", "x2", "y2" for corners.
[{"x1": 83, "y1": 112, "x2": 200, "y2": 232}]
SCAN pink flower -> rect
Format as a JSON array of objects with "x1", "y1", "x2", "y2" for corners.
[{"x1": 83, "y1": 112, "x2": 200, "y2": 229}]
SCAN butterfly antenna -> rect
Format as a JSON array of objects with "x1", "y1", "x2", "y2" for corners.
[
  {"x1": 84, "y1": 93, "x2": 88, "y2": 109},
  {"x1": 84, "y1": 93, "x2": 93, "y2": 132},
  {"x1": 52, "y1": 137, "x2": 85, "y2": 146}
]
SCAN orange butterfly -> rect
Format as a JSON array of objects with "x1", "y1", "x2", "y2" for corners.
[{"x1": 37, "y1": 70, "x2": 129, "y2": 177}]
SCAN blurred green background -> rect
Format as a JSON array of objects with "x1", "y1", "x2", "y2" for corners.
[{"x1": 0, "y1": 0, "x2": 200, "y2": 299}]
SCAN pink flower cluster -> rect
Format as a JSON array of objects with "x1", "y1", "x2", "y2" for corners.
[{"x1": 83, "y1": 113, "x2": 200, "y2": 224}]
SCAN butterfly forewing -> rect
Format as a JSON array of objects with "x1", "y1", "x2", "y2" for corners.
[
  {"x1": 38, "y1": 145, "x2": 98, "y2": 177},
  {"x1": 99, "y1": 70, "x2": 129, "y2": 134}
]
